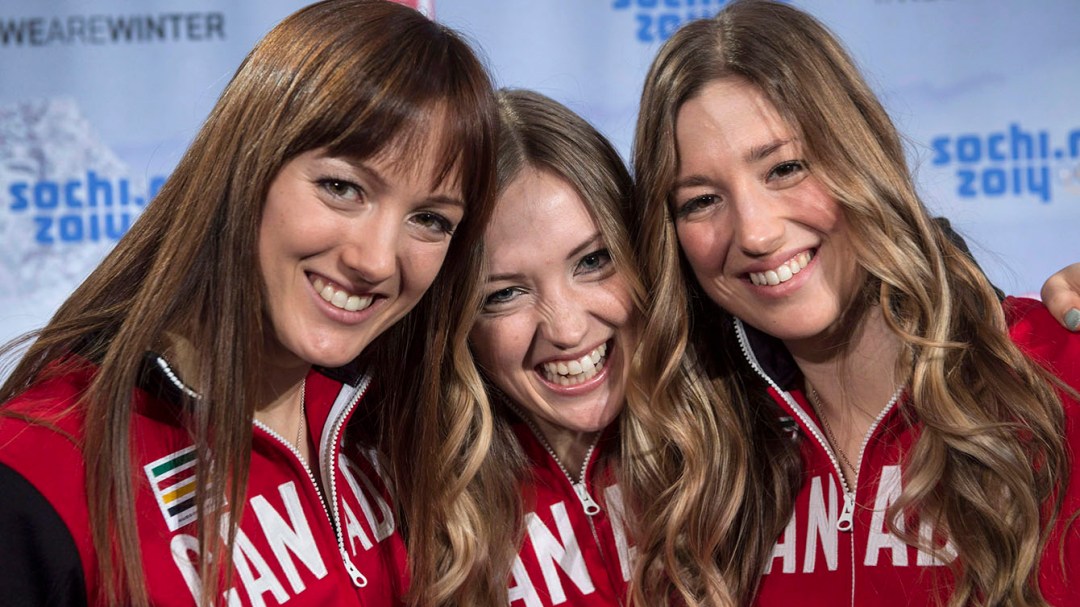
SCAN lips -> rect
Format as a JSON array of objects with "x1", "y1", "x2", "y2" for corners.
[
  {"x1": 748, "y1": 251, "x2": 813, "y2": 286},
  {"x1": 311, "y1": 275, "x2": 374, "y2": 312},
  {"x1": 538, "y1": 342, "x2": 608, "y2": 387}
]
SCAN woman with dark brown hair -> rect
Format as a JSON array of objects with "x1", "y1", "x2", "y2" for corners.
[{"x1": 0, "y1": 1, "x2": 499, "y2": 605}]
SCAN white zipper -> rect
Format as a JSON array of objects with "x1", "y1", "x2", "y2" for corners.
[
  {"x1": 520, "y1": 417, "x2": 606, "y2": 553},
  {"x1": 733, "y1": 320, "x2": 856, "y2": 518},
  {"x1": 733, "y1": 319, "x2": 903, "y2": 527},
  {"x1": 733, "y1": 318, "x2": 904, "y2": 607},
  {"x1": 320, "y1": 377, "x2": 371, "y2": 588},
  {"x1": 154, "y1": 356, "x2": 372, "y2": 588},
  {"x1": 252, "y1": 375, "x2": 372, "y2": 589},
  {"x1": 252, "y1": 418, "x2": 336, "y2": 543},
  {"x1": 517, "y1": 413, "x2": 603, "y2": 516}
]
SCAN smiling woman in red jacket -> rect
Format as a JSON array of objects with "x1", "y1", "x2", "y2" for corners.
[
  {"x1": 628, "y1": 1, "x2": 1080, "y2": 606},
  {"x1": 406, "y1": 89, "x2": 644, "y2": 607},
  {"x1": 0, "y1": 2, "x2": 499, "y2": 606}
]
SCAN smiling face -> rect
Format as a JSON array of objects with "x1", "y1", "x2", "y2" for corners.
[
  {"x1": 671, "y1": 77, "x2": 865, "y2": 346},
  {"x1": 258, "y1": 143, "x2": 464, "y2": 371},
  {"x1": 469, "y1": 166, "x2": 636, "y2": 450}
]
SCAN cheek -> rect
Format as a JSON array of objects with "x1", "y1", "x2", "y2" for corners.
[
  {"x1": 598, "y1": 280, "x2": 636, "y2": 330},
  {"x1": 470, "y1": 319, "x2": 530, "y2": 380},
  {"x1": 256, "y1": 216, "x2": 291, "y2": 290},
  {"x1": 676, "y1": 222, "x2": 726, "y2": 276},
  {"x1": 400, "y1": 243, "x2": 453, "y2": 294},
  {"x1": 793, "y1": 179, "x2": 846, "y2": 233}
]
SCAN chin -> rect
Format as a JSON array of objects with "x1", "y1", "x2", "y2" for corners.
[
  {"x1": 296, "y1": 341, "x2": 369, "y2": 369},
  {"x1": 578, "y1": 400, "x2": 624, "y2": 433},
  {"x1": 761, "y1": 319, "x2": 837, "y2": 343}
]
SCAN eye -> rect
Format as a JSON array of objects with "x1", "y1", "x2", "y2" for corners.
[
  {"x1": 767, "y1": 160, "x2": 806, "y2": 182},
  {"x1": 317, "y1": 177, "x2": 363, "y2": 202},
  {"x1": 676, "y1": 194, "x2": 721, "y2": 219},
  {"x1": 575, "y1": 248, "x2": 613, "y2": 275},
  {"x1": 482, "y1": 286, "x2": 522, "y2": 309},
  {"x1": 411, "y1": 211, "x2": 456, "y2": 237}
]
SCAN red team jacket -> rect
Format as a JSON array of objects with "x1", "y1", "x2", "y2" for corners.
[
  {"x1": 508, "y1": 419, "x2": 632, "y2": 606},
  {"x1": 737, "y1": 297, "x2": 1080, "y2": 607},
  {"x1": 0, "y1": 355, "x2": 407, "y2": 606}
]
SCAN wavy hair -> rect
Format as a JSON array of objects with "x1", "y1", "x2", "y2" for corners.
[
  {"x1": 410, "y1": 88, "x2": 648, "y2": 605},
  {"x1": 623, "y1": 4, "x2": 804, "y2": 598},
  {"x1": 628, "y1": 1, "x2": 1069, "y2": 605},
  {"x1": 0, "y1": 1, "x2": 499, "y2": 605}
]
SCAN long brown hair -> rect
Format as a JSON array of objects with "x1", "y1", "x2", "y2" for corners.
[
  {"x1": 629, "y1": 1, "x2": 1068, "y2": 605},
  {"x1": 0, "y1": 1, "x2": 499, "y2": 605}
]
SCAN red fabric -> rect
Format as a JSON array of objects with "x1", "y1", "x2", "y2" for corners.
[
  {"x1": 0, "y1": 359, "x2": 407, "y2": 606},
  {"x1": 508, "y1": 422, "x2": 632, "y2": 606},
  {"x1": 751, "y1": 297, "x2": 1080, "y2": 606}
]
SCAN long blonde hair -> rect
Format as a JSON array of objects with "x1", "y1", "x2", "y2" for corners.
[
  {"x1": 405, "y1": 88, "x2": 647, "y2": 605},
  {"x1": 0, "y1": 1, "x2": 499, "y2": 605},
  {"x1": 628, "y1": 1, "x2": 1069, "y2": 605}
]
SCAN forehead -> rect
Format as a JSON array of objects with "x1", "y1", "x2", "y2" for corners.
[
  {"x1": 675, "y1": 78, "x2": 794, "y2": 161},
  {"x1": 484, "y1": 167, "x2": 597, "y2": 263},
  {"x1": 342, "y1": 105, "x2": 465, "y2": 199},
  {"x1": 375, "y1": 149, "x2": 461, "y2": 198}
]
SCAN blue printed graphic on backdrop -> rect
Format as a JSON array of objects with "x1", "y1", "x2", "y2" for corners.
[
  {"x1": 930, "y1": 124, "x2": 1080, "y2": 203},
  {"x1": 0, "y1": 98, "x2": 164, "y2": 303},
  {"x1": 612, "y1": 0, "x2": 788, "y2": 43}
]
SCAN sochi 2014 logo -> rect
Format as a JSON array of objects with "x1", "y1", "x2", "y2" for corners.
[
  {"x1": 611, "y1": 0, "x2": 731, "y2": 44},
  {"x1": 931, "y1": 124, "x2": 1080, "y2": 203}
]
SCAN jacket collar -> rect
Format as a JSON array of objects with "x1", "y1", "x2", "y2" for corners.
[{"x1": 732, "y1": 317, "x2": 801, "y2": 391}]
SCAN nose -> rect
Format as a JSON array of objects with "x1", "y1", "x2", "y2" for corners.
[
  {"x1": 538, "y1": 286, "x2": 589, "y2": 350},
  {"x1": 731, "y1": 193, "x2": 784, "y2": 257},
  {"x1": 339, "y1": 209, "x2": 398, "y2": 286}
]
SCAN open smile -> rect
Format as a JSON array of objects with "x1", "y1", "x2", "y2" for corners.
[
  {"x1": 538, "y1": 342, "x2": 609, "y2": 387},
  {"x1": 747, "y1": 251, "x2": 813, "y2": 286},
  {"x1": 310, "y1": 274, "x2": 375, "y2": 312}
]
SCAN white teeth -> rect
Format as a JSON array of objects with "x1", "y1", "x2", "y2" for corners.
[
  {"x1": 312, "y1": 277, "x2": 373, "y2": 312},
  {"x1": 749, "y1": 251, "x2": 813, "y2": 287},
  {"x1": 540, "y1": 343, "x2": 609, "y2": 387},
  {"x1": 580, "y1": 355, "x2": 595, "y2": 372}
]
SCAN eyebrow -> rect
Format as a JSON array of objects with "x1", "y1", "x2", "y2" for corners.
[
  {"x1": 672, "y1": 138, "x2": 795, "y2": 191},
  {"x1": 426, "y1": 194, "x2": 466, "y2": 209},
  {"x1": 484, "y1": 232, "x2": 604, "y2": 283},
  {"x1": 566, "y1": 232, "x2": 603, "y2": 262},
  {"x1": 330, "y1": 154, "x2": 466, "y2": 209},
  {"x1": 486, "y1": 271, "x2": 525, "y2": 283},
  {"x1": 672, "y1": 174, "x2": 711, "y2": 191},
  {"x1": 745, "y1": 138, "x2": 792, "y2": 163}
]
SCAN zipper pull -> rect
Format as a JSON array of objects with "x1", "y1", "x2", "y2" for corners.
[
  {"x1": 574, "y1": 481, "x2": 602, "y2": 516},
  {"x1": 838, "y1": 492, "x2": 855, "y2": 532},
  {"x1": 341, "y1": 549, "x2": 368, "y2": 587}
]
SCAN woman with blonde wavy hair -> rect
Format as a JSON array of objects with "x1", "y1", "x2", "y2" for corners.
[
  {"x1": 626, "y1": 1, "x2": 1080, "y2": 606},
  {"x1": 0, "y1": 1, "x2": 499, "y2": 605},
  {"x1": 407, "y1": 87, "x2": 644, "y2": 606}
]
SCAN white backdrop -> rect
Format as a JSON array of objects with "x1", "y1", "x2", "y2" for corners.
[{"x1": 2, "y1": 0, "x2": 1077, "y2": 351}]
